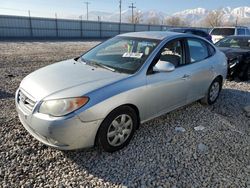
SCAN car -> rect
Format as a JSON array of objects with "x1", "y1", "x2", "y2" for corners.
[
  {"x1": 168, "y1": 28, "x2": 212, "y2": 42},
  {"x1": 210, "y1": 26, "x2": 250, "y2": 43},
  {"x1": 16, "y1": 31, "x2": 227, "y2": 152},
  {"x1": 215, "y1": 35, "x2": 250, "y2": 81}
]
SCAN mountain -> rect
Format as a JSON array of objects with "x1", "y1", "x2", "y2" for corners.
[
  {"x1": 173, "y1": 8, "x2": 208, "y2": 25},
  {"x1": 81, "y1": 6, "x2": 250, "y2": 26},
  {"x1": 231, "y1": 6, "x2": 250, "y2": 18},
  {"x1": 173, "y1": 6, "x2": 250, "y2": 26},
  {"x1": 85, "y1": 9, "x2": 168, "y2": 24}
]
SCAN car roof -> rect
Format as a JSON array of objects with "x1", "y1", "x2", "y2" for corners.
[
  {"x1": 224, "y1": 35, "x2": 250, "y2": 39},
  {"x1": 118, "y1": 31, "x2": 185, "y2": 40}
]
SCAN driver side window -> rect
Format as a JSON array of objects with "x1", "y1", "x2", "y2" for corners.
[{"x1": 159, "y1": 40, "x2": 184, "y2": 67}]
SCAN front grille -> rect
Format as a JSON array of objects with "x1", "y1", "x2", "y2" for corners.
[{"x1": 18, "y1": 90, "x2": 36, "y2": 111}]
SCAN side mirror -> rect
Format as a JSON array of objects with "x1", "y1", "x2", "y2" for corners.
[{"x1": 153, "y1": 60, "x2": 175, "y2": 72}]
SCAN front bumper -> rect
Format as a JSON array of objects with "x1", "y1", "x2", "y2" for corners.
[
  {"x1": 16, "y1": 90, "x2": 102, "y2": 150},
  {"x1": 227, "y1": 61, "x2": 240, "y2": 79}
]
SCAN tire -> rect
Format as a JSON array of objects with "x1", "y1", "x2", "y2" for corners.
[
  {"x1": 239, "y1": 65, "x2": 250, "y2": 81},
  {"x1": 200, "y1": 77, "x2": 222, "y2": 105},
  {"x1": 97, "y1": 106, "x2": 138, "y2": 152}
]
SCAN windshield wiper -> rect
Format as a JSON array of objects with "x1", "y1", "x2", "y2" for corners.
[
  {"x1": 95, "y1": 63, "x2": 116, "y2": 72},
  {"x1": 81, "y1": 58, "x2": 115, "y2": 72}
]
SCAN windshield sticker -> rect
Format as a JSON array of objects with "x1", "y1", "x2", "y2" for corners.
[{"x1": 122, "y1": 52, "x2": 143, "y2": 58}]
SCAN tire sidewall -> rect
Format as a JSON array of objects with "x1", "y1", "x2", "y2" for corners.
[
  {"x1": 97, "y1": 106, "x2": 137, "y2": 152},
  {"x1": 207, "y1": 78, "x2": 222, "y2": 105}
]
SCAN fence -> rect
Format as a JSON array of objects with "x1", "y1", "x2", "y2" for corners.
[{"x1": 0, "y1": 15, "x2": 210, "y2": 39}]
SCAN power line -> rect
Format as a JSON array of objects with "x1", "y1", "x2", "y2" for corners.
[
  {"x1": 129, "y1": 3, "x2": 136, "y2": 24},
  {"x1": 84, "y1": 2, "x2": 90, "y2": 20}
]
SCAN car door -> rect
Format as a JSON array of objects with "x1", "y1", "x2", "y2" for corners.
[
  {"x1": 184, "y1": 38, "x2": 215, "y2": 103},
  {"x1": 146, "y1": 39, "x2": 190, "y2": 114}
]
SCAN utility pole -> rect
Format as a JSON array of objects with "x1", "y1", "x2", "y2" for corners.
[
  {"x1": 84, "y1": 2, "x2": 90, "y2": 20},
  {"x1": 119, "y1": 0, "x2": 122, "y2": 23},
  {"x1": 129, "y1": 3, "x2": 136, "y2": 24},
  {"x1": 235, "y1": 16, "x2": 238, "y2": 27},
  {"x1": 55, "y1": 13, "x2": 58, "y2": 37},
  {"x1": 79, "y1": 15, "x2": 83, "y2": 38},
  {"x1": 28, "y1": 10, "x2": 33, "y2": 37}
]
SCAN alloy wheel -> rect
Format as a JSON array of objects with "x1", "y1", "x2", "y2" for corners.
[{"x1": 107, "y1": 114, "x2": 133, "y2": 147}]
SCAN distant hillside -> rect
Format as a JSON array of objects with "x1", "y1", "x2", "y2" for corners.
[{"x1": 81, "y1": 6, "x2": 250, "y2": 26}]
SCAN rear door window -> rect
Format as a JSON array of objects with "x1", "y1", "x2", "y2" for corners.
[
  {"x1": 187, "y1": 39, "x2": 209, "y2": 63},
  {"x1": 237, "y1": 29, "x2": 246, "y2": 35},
  {"x1": 211, "y1": 28, "x2": 235, "y2": 36}
]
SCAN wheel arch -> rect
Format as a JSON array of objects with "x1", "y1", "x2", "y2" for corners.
[
  {"x1": 94, "y1": 103, "x2": 140, "y2": 146},
  {"x1": 214, "y1": 75, "x2": 223, "y2": 90}
]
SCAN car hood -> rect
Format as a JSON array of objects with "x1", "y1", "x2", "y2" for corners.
[
  {"x1": 20, "y1": 59, "x2": 128, "y2": 101},
  {"x1": 218, "y1": 47, "x2": 250, "y2": 61}
]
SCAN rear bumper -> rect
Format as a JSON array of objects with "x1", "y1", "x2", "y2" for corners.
[{"x1": 16, "y1": 97, "x2": 102, "y2": 150}]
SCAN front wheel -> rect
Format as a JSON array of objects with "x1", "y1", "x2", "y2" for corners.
[
  {"x1": 200, "y1": 77, "x2": 222, "y2": 105},
  {"x1": 97, "y1": 106, "x2": 138, "y2": 152}
]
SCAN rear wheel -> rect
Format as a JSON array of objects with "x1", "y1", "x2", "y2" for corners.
[
  {"x1": 201, "y1": 77, "x2": 222, "y2": 105},
  {"x1": 97, "y1": 106, "x2": 137, "y2": 152}
]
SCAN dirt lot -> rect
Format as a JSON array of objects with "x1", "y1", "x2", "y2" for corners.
[{"x1": 0, "y1": 41, "x2": 250, "y2": 188}]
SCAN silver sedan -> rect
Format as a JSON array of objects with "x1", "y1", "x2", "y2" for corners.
[{"x1": 16, "y1": 31, "x2": 227, "y2": 152}]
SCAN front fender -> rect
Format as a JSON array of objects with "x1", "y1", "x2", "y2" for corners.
[{"x1": 76, "y1": 84, "x2": 152, "y2": 123}]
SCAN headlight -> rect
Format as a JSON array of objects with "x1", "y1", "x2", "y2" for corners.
[
  {"x1": 229, "y1": 59, "x2": 239, "y2": 68},
  {"x1": 39, "y1": 97, "x2": 89, "y2": 117}
]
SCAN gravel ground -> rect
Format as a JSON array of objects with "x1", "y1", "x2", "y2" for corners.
[{"x1": 0, "y1": 41, "x2": 250, "y2": 188}]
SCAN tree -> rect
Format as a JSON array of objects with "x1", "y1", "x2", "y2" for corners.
[
  {"x1": 202, "y1": 9, "x2": 225, "y2": 27},
  {"x1": 165, "y1": 16, "x2": 188, "y2": 27},
  {"x1": 147, "y1": 17, "x2": 161, "y2": 25},
  {"x1": 127, "y1": 10, "x2": 143, "y2": 24}
]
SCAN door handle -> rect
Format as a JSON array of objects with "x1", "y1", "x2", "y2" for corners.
[{"x1": 182, "y1": 74, "x2": 190, "y2": 80}]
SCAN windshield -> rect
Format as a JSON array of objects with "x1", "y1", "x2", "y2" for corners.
[
  {"x1": 216, "y1": 37, "x2": 250, "y2": 50},
  {"x1": 211, "y1": 28, "x2": 235, "y2": 36},
  {"x1": 81, "y1": 36, "x2": 159, "y2": 74}
]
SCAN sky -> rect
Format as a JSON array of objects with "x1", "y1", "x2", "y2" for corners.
[{"x1": 0, "y1": 0, "x2": 250, "y2": 18}]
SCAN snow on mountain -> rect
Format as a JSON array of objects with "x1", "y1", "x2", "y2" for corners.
[
  {"x1": 173, "y1": 8, "x2": 208, "y2": 25},
  {"x1": 83, "y1": 6, "x2": 250, "y2": 26},
  {"x1": 174, "y1": 7, "x2": 208, "y2": 15},
  {"x1": 171, "y1": 6, "x2": 250, "y2": 26},
  {"x1": 142, "y1": 10, "x2": 167, "y2": 20},
  {"x1": 231, "y1": 7, "x2": 250, "y2": 18},
  {"x1": 86, "y1": 9, "x2": 168, "y2": 23}
]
